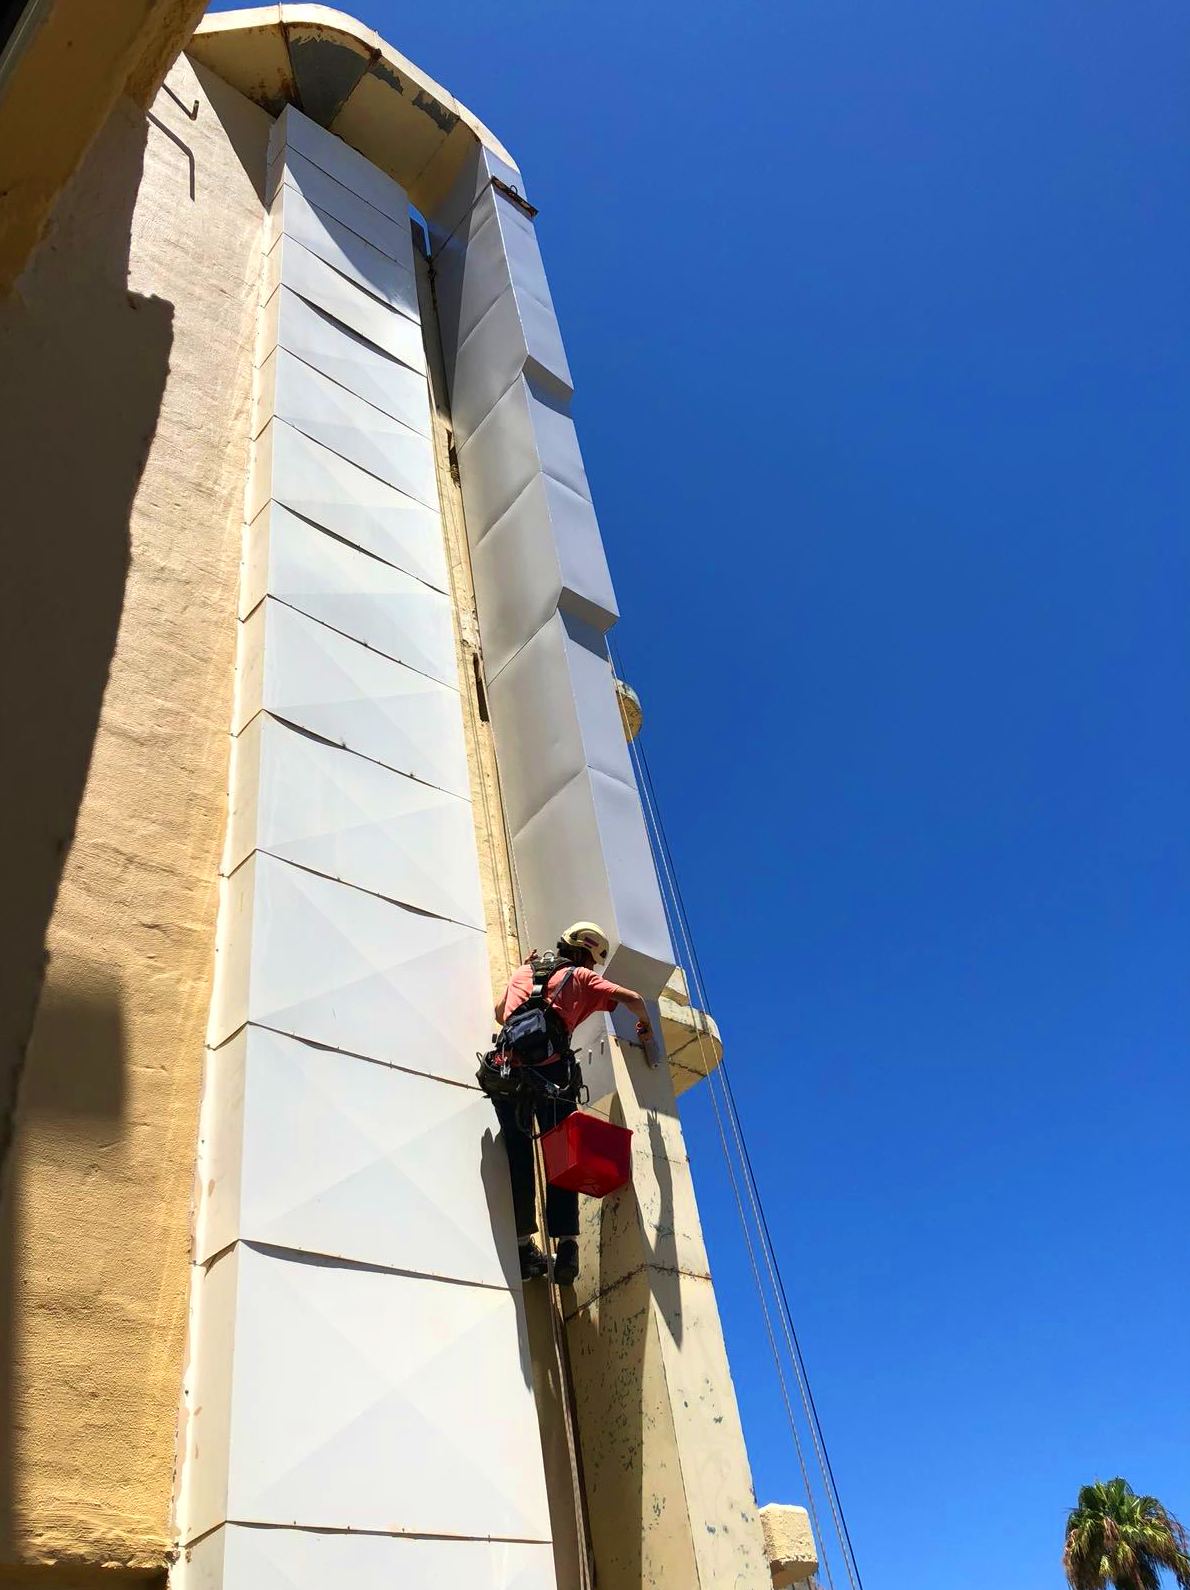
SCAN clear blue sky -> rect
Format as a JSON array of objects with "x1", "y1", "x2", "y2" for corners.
[{"x1": 217, "y1": 2, "x2": 1190, "y2": 1582}]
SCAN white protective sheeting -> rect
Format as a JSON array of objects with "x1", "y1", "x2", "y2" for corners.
[
  {"x1": 450, "y1": 276, "x2": 570, "y2": 447},
  {"x1": 181, "y1": 1244, "x2": 551, "y2": 1543},
  {"x1": 181, "y1": 1525, "x2": 557, "y2": 1590},
  {"x1": 439, "y1": 195, "x2": 572, "y2": 444},
  {"x1": 470, "y1": 473, "x2": 618, "y2": 678},
  {"x1": 233, "y1": 600, "x2": 470, "y2": 797},
  {"x1": 224, "y1": 714, "x2": 484, "y2": 928},
  {"x1": 432, "y1": 158, "x2": 569, "y2": 430},
  {"x1": 208, "y1": 853, "x2": 490, "y2": 1083},
  {"x1": 260, "y1": 287, "x2": 431, "y2": 434},
  {"x1": 270, "y1": 104, "x2": 412, "y2": 226},
  {"x1": 267, "y1": 143, "x2": 415, "y2": 269},
  {"x1": 249, "y1": 421, "x2": 447, "y2": 590},
  {"x1": 485, "y1": 609, "x2": 635, "y2": 836},
  {"x1": 240, "y1": 504, "x2": 457, "y2": 686},
  {"x1": 195, "y1": 1026, "x2": 516, "y2": 1286},
  {"x1": 427, "y1": 144, "x2": 673, "y2": 997},
  {"x1": 454, "y1": 197, "x2": 561, "y2": 359},
  {"x1": 457, "y1": 374, "x2": 594, "y2": 547},
  {"x1": 267, "y1": 182, "x2": 419, "y2": 318},
  {"x1": 261, "y1": 234, "x2": 425, "y2": 371},
  {"x1": 259, "y1": 347, "x2": 437, "y2": 506},
  {"x1": 511, "y1": 764, "x2": 675, "y2": 997}
]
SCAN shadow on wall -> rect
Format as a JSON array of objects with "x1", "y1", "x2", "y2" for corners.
[
  {"x1": 0, "y1": 95, "x2": 173, "y2": 1569},
  {"x1": 0, "y1": 97, "x2": 174, "y2": 1177},
  {"x1": 0, "y1": 963, "x2": 129, "y2": 1566},
  {"x1": 643, "y1": 1111, "x2": 682, "y2": 1348},
  {"x1": 479, "y1": 1126, "x2": 526, "y2": 1307}
]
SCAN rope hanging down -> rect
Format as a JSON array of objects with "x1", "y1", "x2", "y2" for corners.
[{"x1": 611, "y1": 638, "x2": 865, "y2": 1590}]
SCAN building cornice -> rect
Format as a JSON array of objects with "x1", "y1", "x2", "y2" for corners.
[{"x1": 189, "y1": 4, "x2": 521, "y2": 214}]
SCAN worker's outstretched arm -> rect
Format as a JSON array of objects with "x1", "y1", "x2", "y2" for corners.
[{"x1": 616, "y1": 989, "x2": 653, "y2": 1043}]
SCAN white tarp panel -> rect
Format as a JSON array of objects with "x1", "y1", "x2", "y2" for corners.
[
  {"x1": 271, "y1": 104, "x2": 411, "y2": 227},
  {"x1": 450, "y1": 276, "x2": 571, "y2": 446},
  {"x1": 469, "y1": 471, "x2": 619, "y2": 677},
  {"x1": 195, "y1": 1026, "x2": 516, "y2": 1286},
  {"x1": 260, "y1": 287, "x2": 431, "y2": 434},
  {"x1": 181, "y1": 1524, "x2": 556, "y2": 1590},
  {"x1": 267, "y1": 143, "x2": 415, "y2": 269},
  {"x1": 240, "y1": 505, "x2": 457, "y2": 687},
  {"x1": 457, "y1": 197, "x2": 559, "y2": 355},
  {"x1": 260, "y1": 348, "x2": 437, "y2": 507},
  {"x1": 208, "y1": 853, "x2": 490, "y2": 1083},
  {"x1": 262, "y1": 234, "x2": 425, "y2": 370},
  {"x1": 429, "y1": 137, "x2": 526, "y2": 252},
  {"x1": 268, "y1": 182, "x2": 419, "y2": 317},
  {"x1": 233, "y1": 600, "x2": 470, "y2": 798},
  {"x1": 224, "y1": 714, "x2": 483, "y2": 928},
  {"x1": 249, "y1": 421, "x2": 447, "y2": 590},
  {"x1": 433, "y1": 176, "x2": 570, "y2": 437},
  {"x1": 511, "y1": 765, "x2": 674, "y2": 997},
  {"x1": 457, "y1": 374, "x2": 593, "y2": 546},
  {"x1": 485, "y1": 609, "x2": 635, "y2": 835},
  {"x1": 181, "y1": 1244, "x2": 551, "y2": 1543}
]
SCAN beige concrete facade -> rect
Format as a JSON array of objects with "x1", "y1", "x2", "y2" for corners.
[{"x1": 0, "y1": 53, "x2": 270, "y2": 1576}]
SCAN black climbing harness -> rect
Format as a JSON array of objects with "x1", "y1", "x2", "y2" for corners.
[{"x1": 476, "y1": 956, "x2": 589, "y2": 1130}]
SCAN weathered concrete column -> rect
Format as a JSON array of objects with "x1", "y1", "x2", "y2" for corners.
[
  {"x1": 761, "y1": 1503, "x2": 819, "y2": 1587},
  {"x1": 563, "y1": 1014, "x2": 772, "y2": 1589}
]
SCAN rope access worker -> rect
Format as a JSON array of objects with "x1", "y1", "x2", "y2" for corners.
[{"x1": 486, "y1": 922, "x2": 653, "y2": 1287}]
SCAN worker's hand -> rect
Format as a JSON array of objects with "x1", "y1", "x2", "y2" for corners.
[{"x1": 636, "y1": 1017, "x2": 653, "y2": 1042}]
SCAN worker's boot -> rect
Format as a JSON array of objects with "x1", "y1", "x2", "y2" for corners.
[
  {"x1": 552, "y1": 1238, "x2": 579, "y2": 1287},
  {"x1": 519, "y1": 1238, "x2": 549, "y2": 1281}
]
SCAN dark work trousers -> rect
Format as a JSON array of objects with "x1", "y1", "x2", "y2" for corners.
[{"x1": 492, "y1": 1086, "x2": 578, "y2": 1240}]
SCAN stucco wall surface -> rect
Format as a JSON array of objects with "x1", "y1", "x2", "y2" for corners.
[
  {"x1": 0, "y1": 0, "x2": 210, "y2": 293},
  {"x1": 0, "y1": 56, "x2": 270, "y2": 1573}
]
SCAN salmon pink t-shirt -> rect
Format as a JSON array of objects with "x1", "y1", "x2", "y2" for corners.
[{"x1": 500, "y1": 962, "x2": 631, "y2": 1036}]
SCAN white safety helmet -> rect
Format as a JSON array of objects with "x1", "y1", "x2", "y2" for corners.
[{"x1": 560, "y1": 921, "x2": 610, "y2": 964}]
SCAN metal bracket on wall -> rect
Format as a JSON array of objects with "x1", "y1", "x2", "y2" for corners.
[
  {"x1": 146, "y1": 112, "x2": 195, "y2": 200},
  {"x1": 492, "y1": 175, "x2": 538, "y2": 218},
  {"x1": 162, "y1": 80, "x2": 199, "y2": 119}
]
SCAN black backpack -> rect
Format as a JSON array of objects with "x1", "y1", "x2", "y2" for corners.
[{"x1": 495, "y1": 956, "x2": 574, "y2": 1067}]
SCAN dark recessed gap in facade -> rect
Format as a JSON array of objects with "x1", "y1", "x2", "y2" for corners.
[{"x1": 472, "y1": 652, "x2": 490, "y2": 722}]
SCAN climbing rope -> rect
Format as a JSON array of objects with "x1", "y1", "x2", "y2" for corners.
[
  {"x1": 530, "y1": 1125, "x2": 598, "y2": 1590},
  {"x1": 611, "y1": 636, "x2": 866, "y2": 1590}
]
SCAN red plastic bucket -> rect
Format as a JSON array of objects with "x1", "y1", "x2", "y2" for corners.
[{"x1": 541, "y1": 1112, "x2": 633, "y2": 1198}]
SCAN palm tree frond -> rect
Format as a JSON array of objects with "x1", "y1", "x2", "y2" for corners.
[{"x1": 1064, "y1": 1479, "x2": 1190, "y2": 1590}]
